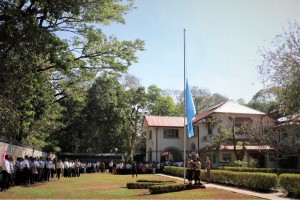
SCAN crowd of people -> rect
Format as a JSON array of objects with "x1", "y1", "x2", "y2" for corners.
[
  {"x1": 0, "y1": 154, "x2": 164, "y2": 192},
  {"x1": 1, "y1": 153, "x2": 209, "y2": 192}
]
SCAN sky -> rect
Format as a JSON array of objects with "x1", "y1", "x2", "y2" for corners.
[{"x1": 102, "y1": 0, "x2": 300, "y2": 102}]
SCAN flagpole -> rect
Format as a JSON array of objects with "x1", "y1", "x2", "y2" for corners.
[{"x1": 183, "y1": 28, "x2": 186, "y2": 184}]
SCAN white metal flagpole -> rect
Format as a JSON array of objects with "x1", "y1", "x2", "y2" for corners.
[{"x1": 183, "y1": 28, "x2": 186, "y2": 184}]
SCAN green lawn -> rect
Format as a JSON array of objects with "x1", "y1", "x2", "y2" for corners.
[{"x1": 0, "y1": 173, "x2": 261, "y2": 199}]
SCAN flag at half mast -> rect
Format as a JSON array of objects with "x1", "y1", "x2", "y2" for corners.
[{"x1": 185, "y1": 80, "x2": 196, "y2": 138}]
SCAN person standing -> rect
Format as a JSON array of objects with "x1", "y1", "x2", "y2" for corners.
[
  {"x1": 55, "y1": 159, "x2": 64, "y2": 180},
  {"x1": 131, "y1": 161, "x2": 138, "y2": 177},
  {"x1": 186, "y1": 157, "x2": 194, "y2": 185},
  {"x1": 205, "y1": 156, "x2": 211, "y2": 182},
  {"x1": 1, "y1": 155, "x2": 11, "y2": 191},
  {"x1": 193, "y1": 157, "x2": 201, "y2": 186}
]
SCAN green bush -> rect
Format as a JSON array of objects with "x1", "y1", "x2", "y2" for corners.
[
  {"x1": 149, "y1": 183, "x2": 185, "y2": 194},
  {"x1": 136, "y1": 179, "x2": 175, "y2": 183},
  {"x1": 164, "y1": 166, "x2": 185, "y2": 177},
  {"x1": 163, "y1": 166, "x2": 278, "y2": 191},
  {"x1": 223, "y1": 167, "x2": 300, "y2": 175},
  {"x1": 127, "y1": 182, "x2": 162, "y2": 189},
  {"x1": 279, "y1": 174, "x2": 300, "y2": 198},
  {"x1": 127, "y1": 180, "x2": 177, "y2": 189},
  {"x1": 211, "y1": 170, "x2": 278, "y2": 191}
]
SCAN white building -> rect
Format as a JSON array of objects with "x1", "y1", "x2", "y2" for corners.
[{"x1": 143, "y1": 100, "x2": 278, "y2": 167}]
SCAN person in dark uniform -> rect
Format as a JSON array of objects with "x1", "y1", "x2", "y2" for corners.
[{"x1": 131, "y1": 161, "x2": 138, "y2": 177}]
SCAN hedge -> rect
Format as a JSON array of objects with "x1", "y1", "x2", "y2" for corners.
[
  {"x1": 149, "y1": 184, "x2": 185, "y2": 194},
  {"x1": 210, "y1": 170, "x2": 278, "y2": 191},
  {"x1": 279, "y1": 174, "x2": 300, "y2": 198},
  {"x1": 127, "y1": 182, "x2": 163, "y2": 189},
  {"x1": 223, "y1": 167, "x2": 300, "y2": 175},
  {"x1": 127, "y1": 179, "x2": 184, "y2": 194},
  {"x1": 163, "y1": 166, "x2": 278, "y2": 191}
]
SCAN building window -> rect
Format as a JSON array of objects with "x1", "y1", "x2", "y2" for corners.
[
  {"x1": 149, "y1": 130, "x2": 152, "y2": 140},
  {"x1": 163, "y1": 129, "x2": 179, "y2": 139}
]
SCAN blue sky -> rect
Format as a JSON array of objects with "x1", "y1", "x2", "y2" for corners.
[{"x1": 102, "y1": 0, "x2": 300, "y2": 102}]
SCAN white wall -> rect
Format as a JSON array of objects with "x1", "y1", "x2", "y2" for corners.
[{"x1": 0, "y1": 141, "x2": 55, "y2": 162}]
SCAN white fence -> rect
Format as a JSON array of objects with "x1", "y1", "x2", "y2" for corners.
[{"x1": 0, "y1": 141, "x2": 55, "y2": 162}]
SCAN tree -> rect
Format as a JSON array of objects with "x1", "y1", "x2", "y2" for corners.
[
  {"x1": 207, "y1": 122, "x2": 231, "y2": 165},
  {"x1": 241, "y1": 121, "x2": 300, "y2": 168},
  {"x1": 146, "y1": 85, "x2": 179, "y2": 116},
  {"x1": 0, "y1": 0, "x2": 144, "y2": 146},
  {"x1": 258, "y1": 22, "x2": 300, "y2": 115},
  {"x1": 247, "y1": 89, "x2": 282, "y2": 119},
  {"x1": 125, "y1": 86, "x2": 147, "y2": 161}
]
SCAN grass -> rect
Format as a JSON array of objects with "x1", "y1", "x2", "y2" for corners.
[{"x1": 0, "y1": 173, "x2": 262, "y2": 199}]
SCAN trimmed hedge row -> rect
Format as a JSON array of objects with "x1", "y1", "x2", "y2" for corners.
[
  {"x1": 127, "y1": 182, "x2": 163, "y2": 189},
  {"x1": 279, "y1": 174, "x2": 300, "y2": 198},
  {"x1": 223, "y1": 167, "x2": 300, "y2": 175},
  {"x1": 127, "y1": 179, "x2": 184, "y2": 194},
  {"x1": 149, "y1": 184, "x2": 185, "y2": 194},
  {"x1": 210, "y1": 170, "x2": 278, "y2": 191},
  {"x1": 163, "y1": 166, "x2": 187, "y2": 178},
  {"x1": 127, "y1": 180, "x2": 177, "y2": 189},
  {"x1": 163, "y1": 166, "x2": 278, "y2": 191}
]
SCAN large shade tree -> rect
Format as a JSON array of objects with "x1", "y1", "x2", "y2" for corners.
[{"x1": 0, "y1": 0, "x2": 144, "y2": 148}]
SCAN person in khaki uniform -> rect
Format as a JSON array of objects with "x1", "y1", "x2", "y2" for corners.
[
  {"x1": 193, "y1": 157, "x2": 201, "y2": 186},
  {"x1": 205, "y1": 156, "x2": 211, "y2": 182},
  {"x1": 186, "y1": 157, "x2": 194, "y2": 185}
]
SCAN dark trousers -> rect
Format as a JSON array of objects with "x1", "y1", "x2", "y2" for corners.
[
  {"x1": 45, "y1": 168, "x2": 51, "y2": 181},
  {"x1": 75, "y1": 167, "x2": 80, "y2": 177},
  {"x1": 194, "y1": 170, "x2": 200, "y2": 185},
  {"x1": 187, "y1": 169, "x2": 193, "y2": 182},
  {"x1": 56, "y1": 169, "x2": 62, "y2": 180},
  {"x1": 1, "y1": 171, "x2": 10, "y2": 190}
]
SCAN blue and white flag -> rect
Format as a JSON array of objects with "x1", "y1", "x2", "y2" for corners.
[{"x1": 186, "y1": 81, "x2": 196, "y2": 138}]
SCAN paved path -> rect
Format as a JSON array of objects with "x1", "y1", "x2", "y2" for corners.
[{"x1": 156, "y1": 174, "x2": 294, "y2": 200}]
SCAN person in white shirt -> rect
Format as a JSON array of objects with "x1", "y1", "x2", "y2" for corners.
[
  {"x1": 63, "y1": 159, "x2": 69, "y2": 177},
  {"x1": 1, "y1": 155, "x2": 11, "y2": 191},
  {"x1": 55, "y1": 159, "x2": 64, "y2": 180},
  {"x1": 23, "y1": 155, "x2": 30, "y2": 185},
  {"x1": 74, "y1": 159, "x2": 81, "y2": 177},
  {"x1": 45, "y1": 157, "x2": 53, "y2": 181},
  {"x1": 38, "y1": 157, "x2": 45, "y2": 181}
]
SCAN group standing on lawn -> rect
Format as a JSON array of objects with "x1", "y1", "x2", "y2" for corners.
[
  {"x1": 186, "y1": 155, "x2": 211, "y2": 186},
  {"x1": 1, "y1": 154, "x2": 163, "y2": 192}
]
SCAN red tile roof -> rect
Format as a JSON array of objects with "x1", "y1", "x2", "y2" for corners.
[
  {"x1": 193, "y1": 100, "x2": 271, "y2": 123},
  {"x1": 143, "y1": 116, "x2": 185, "y2": 127}
]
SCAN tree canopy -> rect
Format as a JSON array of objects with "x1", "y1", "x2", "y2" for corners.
[
  {"x1": 258, "y1": 22, "x2": 300, "y2": 115},
  {"x1": 0, "y1": 0, "x2": 144, "y2": 148}
]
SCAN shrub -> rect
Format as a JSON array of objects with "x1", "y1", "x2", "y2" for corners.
[
  {"x1": 127, "y1": 179, "x2": 176, "y2": 189},
  {"x1": 211, "y1": 170, "x2": 278, "y2": 191},
  {"x1": 136, "y1": 179, "x2": 176, "y2": 183},
  {"x1": 164, "y1": 166, "x2": 192, "y2": 178},
  {"x1": 279, "y1": 174, "x2": 300, "y2": 198},
  {"x1": 163, "y1": 166, "x2": 278, "y2": 191},
  {"x1": 223, "y1": 167, "x2": 300, "y2": 175},
  {"x1": 149, "y1": 183, "x2": 185, "y2": 194},
  {"x1": 127, "y1": 182, "x2": 162, "y2": 189}
]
